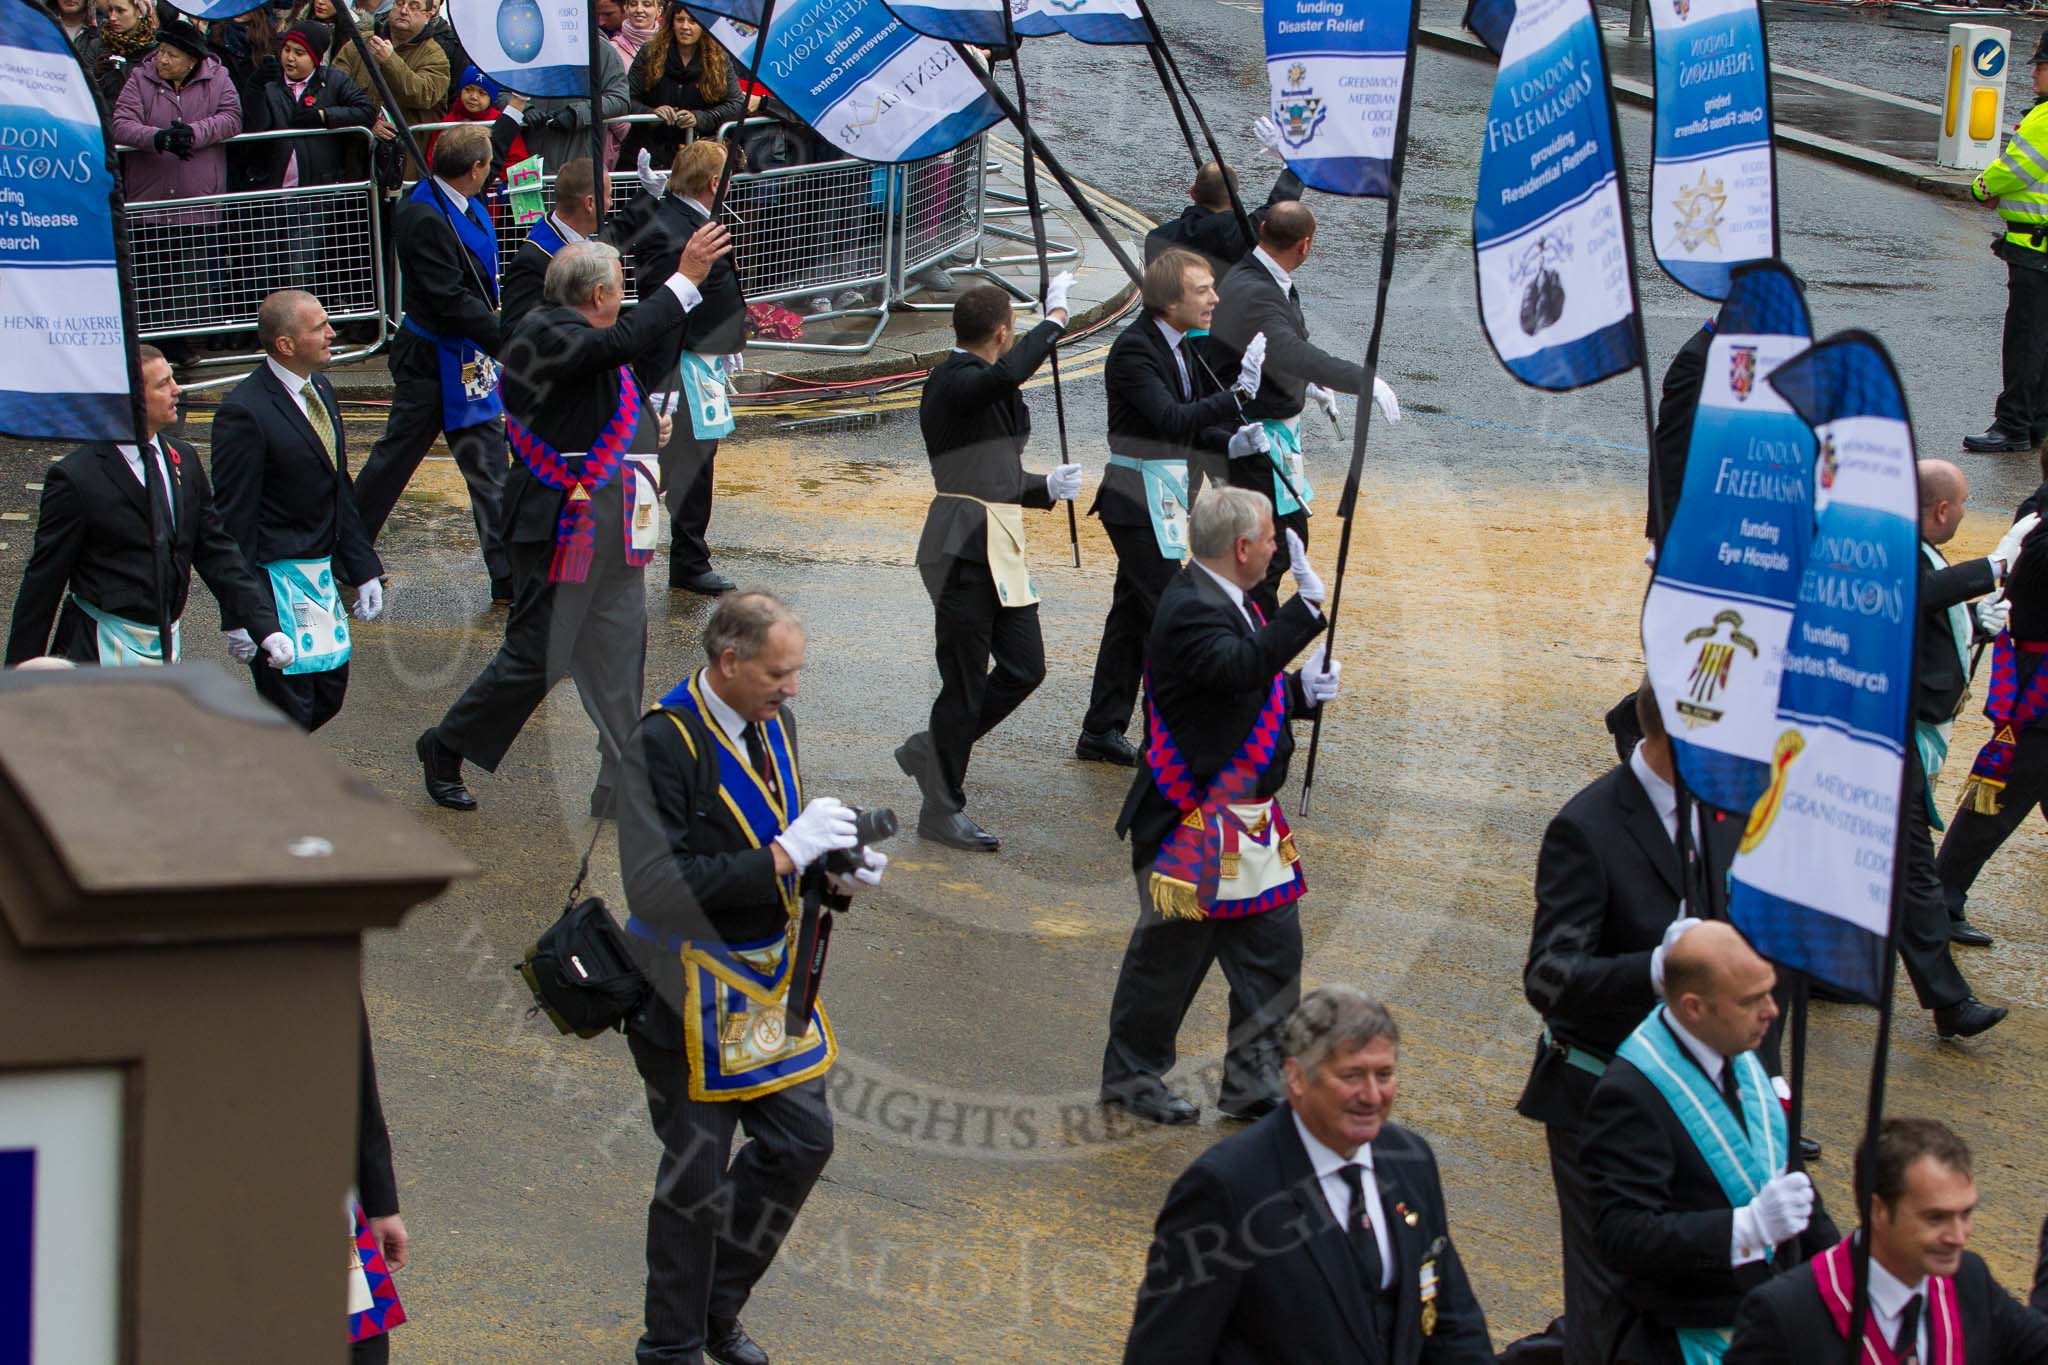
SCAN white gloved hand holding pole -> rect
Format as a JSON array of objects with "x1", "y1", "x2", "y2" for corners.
[
  {"x1": 1234, "y1": 331, "x2": 1268, "y2": 399},
  {"x1": 1304, "y1": 382, "x2": 1342, "y2": 426},
  {"x1": 775, "y1": 797, "x2": 858, "y2": 872},
  {"x1": 1300, "y1": 644, "x2": 1341, "y2": 704},
  {"x1": 352, "y1": 577, "x2": 384, "y2": 621},
  {"x1": 1041, "y1": 270, "x2": 1074, "y2": 319},
  {"x1": 1650, "y1": 912, "x2": 1701, "y2": 996},
  {"x1": 827, "y1": 846, "x2": 888, "y2": 898},
  {"x1": 1732, "y1": 1170, "x2": 1815, "y2": 1262},
  {"x1": 1046, "y1": 463, "x2": 1084, "y2": 502},
  {"x1": 1227, "y1": 422, "x2": 1270, "y2": 460},
  {"x1": 1285, "y1": 527, "x2": 1325, "y2": 604},
  {"x1": 1978, "y1": 593, "x2": 2011, "y2": 636},
  {"x1": 1992, "y1": 511, "x2": 2041, "y2": 577},
  {"x1": 636, "y1": 147, "x2": 667, "y2": 199},
  {"x1": 1372, "y1": 375, "x2": 1402, "y2": 424},
  {"x1": 224, "y1": 627, "x2": 258, "y2": 663},
  {"x1": 260, "y1": 632, "x2": 296, "y2": 670}
]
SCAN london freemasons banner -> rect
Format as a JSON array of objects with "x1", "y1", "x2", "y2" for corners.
[
  {"x1": 1648, "y1": 0, "x2": 1774, "y2": 298},
  {"x1": 1471, "y1": 0, "x2": 1641, "y2": 390},
  {"x1": 448, "y1": 0, "x2": 591, "y2": 96},
  {"x1": 0, "y1": 0, "x2": 139, "y2": 442},
  {"x1": 690, "y1": 0, "x2": 1001, "y2": 161},
  {"x1": 1263, "y1": 0, "x2": 1416, "y2": 196},
  {"x1": 1642, "y1": 260, "x2": 1813, "y2": 814},
  {"x1": 1726, "y1": 331, "x2": 1919, "y2": 1003},
  {"x1": 1008, "y1": 0, "x2": 1149, "y2": 44}
]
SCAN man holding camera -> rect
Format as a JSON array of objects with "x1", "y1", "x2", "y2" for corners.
[{"x1": 617, "y1": 591, "x2": 887, "y2": 1365}]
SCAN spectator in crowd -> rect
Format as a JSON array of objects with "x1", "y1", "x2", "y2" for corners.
[
  {"x1": 430, "y1": 65, "x2": 520, "y2": 176},
  {"x1": 336, "y1": 0, "x2": 450, "y2": 173},
  {"x1": 257, "y1": 21, "x2": 376, "y2": 298},
  {"x1": 75, "y1": 0, "x2": 157, "y2": 106},
  {"x1": 501, "y1": 39, "x2": 628, "y2": 175},
  {"x1": 291, "y1": 0, "x2": 346, "y2": 61},
  {"x1": 595, "y1": 0, "x2": 623, "y2": 35},
  {"x1": 52, "y1": 0, "x2": 92, "y2": 43},
  {"x1": 622, "y1": 1, "x2": 742, "y2": 173},
  {"x1": 605, "y1": 0, "x2": 660, "y2": 167},
  {"x1": 210, "y1": 6, "x2": 284, "y2": 194}
]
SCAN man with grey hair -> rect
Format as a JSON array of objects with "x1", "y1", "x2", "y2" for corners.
[
  {"x1": 617, "y1": 590, "x2": 885, "y2": 1365},
  {"x1": 1126, "y1": 988, "x2": 1493, "y2": 1362},
  {"x1": 415, "y1": 226, "x2": 731, "y2": 814},
  {"x1": 1101, "y1": 485, "x2": 1339, "y2": 1127}
]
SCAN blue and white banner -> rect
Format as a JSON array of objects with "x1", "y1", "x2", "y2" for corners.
[
  {"x1": 1643, "y1": 261, "x2": 1813, "y2": 814},
  {"x1": 1472, "y1": 0, "x2": 1640, "y2": 390},
  {"x1": 0, "y1": 0, "x2": 136, "y2": 444},
  {"x1": 690, "y1": 0, "x2": 1001, "y2": 161},
  {"x1": 448, "y1": 0, "x2": 590, "y2": 97},
  {"x1": 1008, "y1": 0, "x2": 1149, "y2": 45},
  {"x1": 1648, "y1": 0, "x2": 1774, "y2": 298},
  {"x1": 881, "y1": 0, "x2": 1008, "y2": 46},
  {"x1": 165, "y1": 0, "x2": 270, "y2": 16},
  {"x1": 1727, "y1": 331, "x2": 1919, "y2": 1004},
  {"x1": 1263, "y1": 0, "x2": 1414, "y2": 196}
]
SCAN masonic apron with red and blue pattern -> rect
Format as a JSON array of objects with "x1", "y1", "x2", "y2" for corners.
[
  {"x1": 624, "y1": 674, "x2": 838, "y2": 1101},
  {"x1": 347, "y1": 1197, "x2": 405, "y2": 1345},
  {"x1": 505, "y1": 365, "x2": 654, "y2": 583}
]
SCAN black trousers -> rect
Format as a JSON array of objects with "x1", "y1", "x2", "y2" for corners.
[
  {"x1": 1082, "y1": 519, "x2": 1181, "y2": 737},
  {"x1": 1938, "y1": 725, "x2": 2048, "y2": 919},
  {"x1": 350, "y1": 1332, "x2": 390, "y2": 1363},
  {"x1": 435, "y1": 491, "x2": 646, "y2": 790},
  {"x1": 626, "y1": 1032, "x2": 834, "y2": 1365},
  {"x1": 1899, "y1": 750, "x2": 1973, "y2": 1012},
  {"x1": 1545, "y1": 1115, "x2": 1618, "y2": 1365},
  {"x1": 353, "y1": 331, "x2": 512, "y2": 585},
  {"x1": 251, "y1": 658, "x2": 349, "y2": 732},
  {"x1": 1993, "y1": 254, "x2": 2048, "y2": 443},
  {"x1": 661, "y1": 430, "x2": 719, "y2": 583},
  {"x1": 1101, "y1": 870, "x2": 1302, "y2": 1110},
  {"x1": 1247, "y1": 505, "x2": 1310, "y2": 622},
  {"x1": 920, "y1": 556, "x2": 1046, "y2": 813}
]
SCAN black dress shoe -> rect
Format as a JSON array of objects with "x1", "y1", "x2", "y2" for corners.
[
  {"x1": 918, "y1": 808, "x2": 1000, "y2": 851},
  {"x1": 1218, "y1": 1096, "x2": 1280, "y2": 1122},
  {"x1": 1934, "y1": 997, "x2": 2009, "y2": 1040},
  {"x1": 1075, "y1": 728, "x2": 1140, "y2": 766},
  {"x1": 1799, "y1": 1135, "x2": 1822, "y2": 1163},
  {"x1": 1963, "y1": 426, "x2": 2033, "y2": 453},
  {"x1": 1949, "y1": 917, "x2": 1995, "y2": 947},
  {"x1": 489, "y1": 577, "x2": 514, "y2": 606},
  {"x1": 1102, "y1": 1085, "x2": 1198, "y2": 1126},
  {"x1": 415, "y1": 729, "x2": 477, "y2": 811},
  {"x1": 705, "y1": 1318, "x2": 770, "y2": 1365},
  {"x1": 589, "y1": 785, "x2": 614, "y2": 819},
  {"x1": 671, "y1": 569, "x2": 736, "y2": 596},
  {"x1": 895, "y1": 732, "x2": 938, "y2": 804}
]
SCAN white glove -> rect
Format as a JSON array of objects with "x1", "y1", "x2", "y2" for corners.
[
  {"x1": 636, "y1": 147, "x2": 667, "y2": 199},
  {"x1": 1041, "y1": 269, "x2": 1074, "y2": 318},
  {"x1": 1992, "y1": 511, "x2": 2041, "y2": 577},
  {"x1": 352, "y1": 577, "x2": 384, "y2": 621},
  {"x1": 1253, "y1": 113, "x2": 1286, "y2": 160},
  {"x1": 1650, "y1": 912, "x2": 1701, "y2": 997},
  {"x1": 260, "y1": 631, "x2": 296, "y2": 670},
  {"x1": 827, "y1": 846, "x2": 888, "y2": 898},
  {"x1": 224, "y1": 627, "x2": 258, "y2": 662},
  {"x1": 1046, "y1": 463, "x2": 1084, "y2": 501},
  {"x1": 774, "y1": 796, "x2": 858, "y2": 872},
  {"x1": 1733, "y1": 1170, "x2": 1815, "y2": 1260},
  {"x1": 1304, "y1": 382, "x2": 1341, "y2": 425},
  {"x1": 1300, "y1": 644, "x2": 1340, "y2": 704},
  {"x1": 1234, "y1": 330, "x2": 1268, "y2": 398},
  {"x1": 1227, "y1": 422, "x2": 1270, "y2": 460},
  {"x1": 1372, "y1": 375, "x2": 1402, "y2": 424},
  {"x1": 1978, "y1": 594, "x2": 2011, "y2": 636},
  {"x1": 1285, "y1": 527, "x2": 1325, "y2": 604}
]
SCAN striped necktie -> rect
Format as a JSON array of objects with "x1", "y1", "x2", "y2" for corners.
[{"x1": 301, "y1": 381, "x2": 334, "y2": 464}]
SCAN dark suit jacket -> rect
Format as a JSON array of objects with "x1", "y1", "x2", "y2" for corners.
[
  {"x1": 1208, "y1": 251, "x2": 1364, "y2": 425},
  {"x1": 1142, "y1": 167, "x2": 1305, "y2": 280},
  {"x1": 1582, "y1": 1049, "x2": 1838, "y2": 1365},
  {"x1": 2034, "y1": 1214, "x2": 2048, "y2": 1311},
  {"x1": 394, "y1": 193, "x2": 501, "y2": 357},
  {"x1": 498, "y1": 231, "x2": 558, "y2": 341},
  {"x1": 210, "y1": 365, "x2": 382, "y2": 591},
  {"x1": 914, "y1": 320, "x2": 1061, "y2": 566},
  {"x1": 1516, "y1": 762, "x2": 1741, "y2": 1129},
  {"x1": 6, "y1": 437, "x2": 280, "y2": 664},
  {"x1": 1116, "y1": 565, "x2": 1325, "y2": 868},
  {"x1": 1125, "y1": 1108, "x2": 1492, "y2": 1365},
  {"x1": 621, "y1": 192, "x2": 747, "y2": 362},
  {"x1": 357, "y1": 1007, "x2": 398, "y2": 1218},
  {"x1": 1649, "y1": 323, "x2": 1714, "y2": 542},
  {"x1": 1726, "y1": 1244, "x2": 2048, "y2": 1365},
  {"x1": 1092, "y1": 313, "x2": 1248, "y2": 529},
  {"x1": 248, "y1": 64, "x2": 375, "y2": 187},
  {"x1": 497, "y1": 285, "x2": 690, "y2": 546},
  {"x1": 1918, "y1": 545, "x2": 1999, "y2": 726}
]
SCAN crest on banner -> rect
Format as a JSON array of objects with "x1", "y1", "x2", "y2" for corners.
[
  {"x1": 1672, "y1": 168, "x2": 1727, "y2": 252},
  {"x1": 1277, "y1": 63, "x2": 1327, "y2": 147},
  {"x1": 1679, "y1": 609, "x2": 1759, "y2": 727},
  {"x1": 1729, "y1": 344, "x2": 1757, "y2": 401}
]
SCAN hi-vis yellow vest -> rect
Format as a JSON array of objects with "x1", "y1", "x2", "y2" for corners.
[{"x1": 1975, "y1": 100, "x2": 2048, "y2": 252}]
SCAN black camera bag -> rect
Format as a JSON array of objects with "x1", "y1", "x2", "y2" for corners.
[{"x1": 518, "y1": 820, "x2": 648, "y2": 1038}]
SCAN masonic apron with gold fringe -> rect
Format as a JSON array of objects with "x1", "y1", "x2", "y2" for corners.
[
  {"x1": 1140, "y1": 618, "x2": 1306, "y2": 921},
  {"x1": 1614, "y1": 1007, "x2": 1787, "y2": 1365},
  {"x1": 623, "y1": 675, "x2": 836, "y2": 1101}
]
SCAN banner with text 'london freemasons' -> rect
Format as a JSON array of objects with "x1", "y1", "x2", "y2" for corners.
[
  {"x1": 0, "y1": 0, "x2": 137, "y2": 443},
  {"x1": 1263, "y1": 0, "x2": 1415, "y2": 196},
  {"x1": 1008, "y1": 0, "x2": 1149, "y2": 45},
  {"x1": 1727, "y1": 331, "x2": 1919, "y2": 1004},
  {"x1": 448, "y1": 0, "x2": 591, "y2": 97},
  {"x1": 1472, "y1": 0, "x2": 1641, "y2": 390},
  {"x1": 1642, "y1": 260, "x2": 1813, "y2": 814},
  {"x1": 689, "y1": 0, "x2": 1000, "y2": 161},
  {"x1": 1648, "y1": 0, "x2": 1774, "y2": 298}
]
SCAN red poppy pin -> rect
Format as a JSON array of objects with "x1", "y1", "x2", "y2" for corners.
[{"x1": 167, "y1": 446, "x2": 180, "y2": 468}]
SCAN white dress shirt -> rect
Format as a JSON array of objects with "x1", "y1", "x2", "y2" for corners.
[
  {"x1": 1629, "y1": 740, "x2": 1681, "y2": 847},
  {"x1": 1292, "y1": 1112, "x2": 1394, "y2": 1290},
  {"x1": 1155, "y1": 317, "x2": 1192, "y2": 399},
  {"x1": 431, "y1": 175, "x2": 471, "y2": 218},
  {"x1": 114, "y1": 438, "x2": 175, "y2": 528},
  {"x1": 696, "y1": 669, "x2": 748, "y2": 748},
  {"x1": 547, "y1": 212, "x2": 585, "y2": 245},
  {"x1": 1866, "y1": 1253, "x2": 1931, "y2": 1364},
  {"x1": 1193, "y1": 560, "x2": 1256, "y2": 630},
  {"x1": 1252, "y1": 245, "x2": 1294, "y2": 294},
  {"x1": 266, "y1": 356, "x2": 315, "y2": 421}
]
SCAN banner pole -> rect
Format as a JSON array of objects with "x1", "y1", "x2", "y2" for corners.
[
  {"x1": 712, "y1": 0, "x2": 781, "y2": 219},
  {"x1": 588, "y1": 0, "x2": 606, "y2": 231},
  {"x1": 1145, "y1": 41, "x2": 1201, "y2": 168},
  {"x1": 332, "y1": 2, "x2": 429, "y2": 181},
  {"x1": 1294, "y1": 0, "x2": 1421, "y2": 817},
  {"x1": 1137, "y1": 4, "x2": 1256, "y2": 255}
]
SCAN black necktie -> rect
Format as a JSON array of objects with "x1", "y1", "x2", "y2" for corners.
[
  {"x1": 1337, "y1": 1163, "x2": 1385, "y2": 1292},
  {"x1": 743, "y1": 722, "x2": 781, "y2": 803},
  {"x1": 143, "y1": 439, "x2": 174, "y2": 533},
  {"x1": 1719, "y1": 1063, "x2": 1748, "y2": 1134},
  {"x1": 1895, "y1": 1293, "x2": 1922, "y2": 1365},
  {"x1": 1170, "y1": 338, "x2": 1190, "y2": 400}
]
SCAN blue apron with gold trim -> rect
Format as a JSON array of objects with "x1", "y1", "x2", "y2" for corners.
[
  {"x1": 401, "y1": 179, "x2": 502, "y2": 432},
  {"x1": 625, "y1": 675, "x2": 836, "y2": 1101}
]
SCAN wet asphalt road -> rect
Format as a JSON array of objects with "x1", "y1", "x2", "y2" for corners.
[{"x1": 5, "y1": 1, "x2": 2048, "y2": 1357}]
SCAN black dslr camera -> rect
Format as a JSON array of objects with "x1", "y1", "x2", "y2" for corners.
[
  {"x1": 822, "y1": 806, "x2": 898, "y2": 878},
  {"x1": 788, "y1": 807, "x2": 896, "y2": 1033}
]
